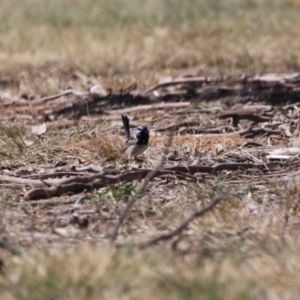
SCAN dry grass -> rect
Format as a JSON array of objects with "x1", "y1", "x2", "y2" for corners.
[
  {"x1": 1, "y1": 0, "x2": 300, "y2": 85},
  {"x1": 67, "y1": 134, "x2": 247, "y2": 166},
  {"x1": 1, "y1": 133, "x2": 300, "y2": 299},
  {"x1": 1, "y1": 0, "x2": 300, "y2": 299},
  {"x1": 2, "y1": 190, "x2": 300, "y2": 300}
]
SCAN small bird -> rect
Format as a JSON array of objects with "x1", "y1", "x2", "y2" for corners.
[{"x1": 122, "y1": 115, "x2": 150, "y2": 161}]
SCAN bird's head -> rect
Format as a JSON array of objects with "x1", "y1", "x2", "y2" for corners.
[{"x1": 134, "y1": 126, "x2": 149, "y2": 145}]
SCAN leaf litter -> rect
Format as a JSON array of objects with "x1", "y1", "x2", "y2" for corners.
[{"x1": 1, "y1": 71, "x2": 300, "y2": 252}]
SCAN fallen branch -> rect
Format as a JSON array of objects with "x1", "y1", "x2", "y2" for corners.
[
  {"x1": 178, "y1": 125, "x2": 233, "y2": 135},
  {"x1": 239, "y1": 127, "x2": 281, "y2": 137},
  {"x1": 107, "y1": 102, "x2": 190, "y2": 114},
  {"x1": 138, "y1": 193, "x2": 228, "y2": 249},
  {"x1": 28, "y1": 163, "x2": 263, "y2": 200},
  {"x1": 0, "y1": 163, "x2": 265, "y2": 200},
  {"x1": 247, "y1": 73, "x2": 300, "y2": 84},
  {"x1": 31, "y1": 90, "x2": 83, "y2": 105},
  {"x1": 154, "y1": 121, "x2": 201, "y2": 132},
  {"x1": 23, "y1": 172, "x2": 88, "y2": 179},
  {"x1": 219, "y1": 112, "x2": 271, "y2": 127},
  {"x1": 144, "y1": 76, "x2": 212, "y2": 94}
]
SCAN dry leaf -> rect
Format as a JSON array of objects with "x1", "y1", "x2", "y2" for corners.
[
  {"x1": 31, "y1": 123, "x2": 47, "y2": 136},
  {"x1": 278, "y1": 124, "x2": 292, "y2": 137},
  {"x1": 90, "y1": 84, "x2": 108, "y2": 97}
]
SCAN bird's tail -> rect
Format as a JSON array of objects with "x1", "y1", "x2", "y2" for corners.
[{"x1": 122, "y1": 115, "x2": 131, "y2": 139}]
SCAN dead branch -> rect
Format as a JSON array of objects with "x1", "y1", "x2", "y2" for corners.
[
  {"x1": 154, "y1": 121, "x2": 201, "y2": 132},
  {"x1": 18, "y1": 163, "x2": 264, "y2": 200},
  {"x1": 247, "y1": 73, "x2": 300, "y2": 84},
  {"x1": 31, "y1": 90, "x2": 87, "y2": 105},
  {"x1": 219, "y1": 112, "x2": 271, "y2": 127},
  {"x1": 178, "y1": 125, "x2": 232, "y2": 135},
  {"x1": 19, "y1": 198, "x2": 80, "y2": 207},
  {"x1": 239, "y1": 127, "x2": 281, "y2": 137},
  {"x1": 178, "y1": 125, "x2": 281, "y2": 137},
  {"x1": 195, "y1": 126, "x2": 283, "y2": 138},
  {"x1": 107, "y1": 102, "x2": 190, "y2": 114},
  {"x1": 23, "y1": 172, "x2": 88, "y2": 179},
  {"x1": 142, "y1": 73, "x2": 300, "y2": 95},
  {"x1": 144, "y1": 76, "x2": 212, "y2": 93},
  {"x1": 138, "y1": 193, "x2": 228, "y2": 249}
]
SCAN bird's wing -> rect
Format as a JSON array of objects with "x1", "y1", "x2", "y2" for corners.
[{"x1": 122, "y1": 138, "x2": 136, "y2": 153}]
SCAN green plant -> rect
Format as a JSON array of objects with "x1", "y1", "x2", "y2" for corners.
[{"x1": 93, "y1": 184, "x2": 135, "y2": 203}]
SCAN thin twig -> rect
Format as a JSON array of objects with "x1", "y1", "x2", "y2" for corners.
[
  {"x1": 138, "y1": 193, "x2": 228, "y2": 249},
  {"x1": 31, "y1": 89, "x2": 87, "y2": 105},
  {"x1": 281, "y1": 189, "x2": 290, "y2": 238},
  {"x1": 108, "y1": 102, "x2": 190, "y2": 115}
]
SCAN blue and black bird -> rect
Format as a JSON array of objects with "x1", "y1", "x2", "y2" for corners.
[{"x1": 122, "y1": 115, "x2": 150, "y2": 160}]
